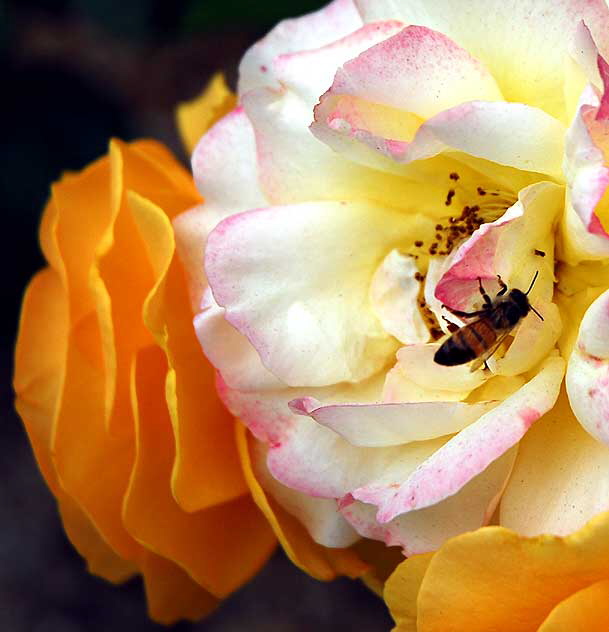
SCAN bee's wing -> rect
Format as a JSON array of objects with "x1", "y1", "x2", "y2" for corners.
[{"x1": 469, "y1": 328, "x2": 513, "y2": 373}]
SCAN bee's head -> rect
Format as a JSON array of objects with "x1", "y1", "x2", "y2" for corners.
[{"x1": 508, "y1": 288, "x2": 531, "y2": 318}]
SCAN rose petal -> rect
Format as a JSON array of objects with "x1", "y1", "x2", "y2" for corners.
[
  {"x1": 356, "y1": 0, "x2": 609, "y2": 121},
  {"x1": 206, "y1": 201, "x2": 434, "y2": 387},
  {"x1": 500, "y1": 390, "x2": 609, "y2": 537},
  {"x1": 289, "y1": 396, "x2": 495, "y2": 447},
  {"x1": 352, "y1": 356, "x2": 564, "y2": 522},
  {"x1": 235, "y1": 422, "x2": 368, "y2": 580},
  {"x1": 274, "y1": 21, "x2": 404, "y2": 108},
  {"x1": 174, "y1": 107, "x2": 268, "y2": 310},
  {"x1": 559, "y1": 85, "x2": 609, "y2": 264},
  {"x1": 250, "y1": 439, "x2": 359, "y2": 548},
  {"x1": 341, "y1": 448, "x2": 516, "y2": 554},
  {"x1": 566, "y1": 288, "x2": 609, "y2": 446},
  {"x1": 238, "y1": 0, "x2": 363, "y2": 94},
  {"x1": 369, "y1": 249, "x2": 430, "y2": 345},
  {"x1": 386, "y1": 511, "x2": 609, "y2": 632},
  {"x1": 538, "y1": 580, "x2": 609, "y2": 631},
  {"x1": 242, "y1": 85, "x2": 436, "y2": 208},
  {"x1": 176, "y1": 73, "x2": 237, "y2": 156},
  {"x1": 314, "y1": 97, "x2": 565, "y2": 178},
  {"x1": 194, "y1": 288, "x2": 284, "y2": 392}
]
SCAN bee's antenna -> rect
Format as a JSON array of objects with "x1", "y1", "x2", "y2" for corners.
[
  {"x1": 525, "y1": 270, "x2": 539, "y2": 295},
  {"x1": 530, "y1": 305, "x2": 544, "y2": 321}
]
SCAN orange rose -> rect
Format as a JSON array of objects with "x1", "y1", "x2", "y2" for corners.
[
  {"x1": 385, "y1": 511, "x2": 609, "y2": 631},
  {"x1": 13, "y1": 138, "x2": 277, "y2": 623}
]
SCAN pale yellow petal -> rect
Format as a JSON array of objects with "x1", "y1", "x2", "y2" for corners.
[{"x1": 176, "y1": 73, "x2": 237, "y2": 155}]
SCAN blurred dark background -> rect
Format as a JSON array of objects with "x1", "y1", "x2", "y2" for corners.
[{"x1": 1, "y1": 1, "x2": 393, "y2": 630}]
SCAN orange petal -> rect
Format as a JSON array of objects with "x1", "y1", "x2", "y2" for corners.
[
  {"x1": 129, "y1": 190, "x2": 247, "y2": 510},
  {"x1": 51, "y1": 305, "x2": 139, "y2": 560},
  {"x1": 140, "y1": 552, "x2": 218, "y2": 625},
  {"x1": 384, "y1": 553, "x2": 434, "y2": 632},
  {"x1": 14, "y1": 268, "x2": 67, "y2": 493},
  {"x1": 386, "y1": 511, "x2": 609, "y2": 632},
  {"x1": 58, "y1": 494, "x2": 136, "y2": 583},
  {"x1": 123, "y1": 345, "x2": 276, "y2": 597},
  {"x1": 538, "y1": 579, "x2": 609, "y2": 631},
  {"x1": 176, "y1": 73, "x2": 237, "y2": 155},
  {"x1": 235, "y1": 421, "x2": 368, "y2": 581}
]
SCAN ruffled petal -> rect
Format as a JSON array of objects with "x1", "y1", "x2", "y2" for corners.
[
  {"x1": 369, "y1": 250, "x2": 430, "y2": 345},
  {"x1": 386, "y1": 511, "x2": 609, "y2": 632},
  {"x1": 289, "y1": 397, "x2": 495, "y2": 447},
  {"x1": 383, "y1": 552, "x2": 432, "y2": 632},
  {"x1": 538, "y1": 579, "x2": 609, "y2": 632},
  {"x1": 352, "y1": 356, "x2": 564, "y2": 522},
  {"x1": 250, "y1": 439, "x2": 359, "y2": 548},
  {"x1": 129, "y1": 192, "x2": 247, "y2": 511},
  {"x1": 241, "y1": 85, "x2": 439, "y2": 208},
  {"x1": 235, "y1": 422, "x2": 368, "y2": 580},
  {"x1": 559, "y1": 85, "x2": 609, "y2": 263},
  {"x1": 176, "y1": 73, "x2": 237, "y2": 156},
  {"x1": 206, "y1": 201, "x2": 435, "y2": 386},
  {"x1": 140, "y1": 553, "x2": 218, "y2": 625},
  {"x1": 238, "y1": 0, "x2": 363, "y2": 94},
  {"x1": 274, "y1": 21, "x2": 404, "y2": 109},
  {"x1": 341, "y1": 448, "x2": 516, "y2": 554},
  {"x1": 123, "y1": 346, "x2": 275, "y2": 598},
  {"x1": 194, "y1": 288, "x2": 284, "y2": 392},
  {"x1": 355, "y1": 0, "x2": 609, "y2": 121},
  {"x1": 314, "y1": 97, "x2": 564, "y2": 178},
  {"x1": 174, "y1": 107, "x2": 267, "y2": 310},
  {"x1": 501, "y1": 390, "x2": 609, "y2": 537},
  {"x1": 566, "y1": 288, "x2": 609, "y2": 446}
]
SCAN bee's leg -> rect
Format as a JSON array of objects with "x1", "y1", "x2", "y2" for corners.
[
  {"x1": 478, "y1": 277, "x2": 493, "y2": 308},
  {"x1": 496, "y1": 274, "x2": 508, "y2": 297},
  {"x1": 442, "y1": 305, "x2": 488, "y2": 318}
]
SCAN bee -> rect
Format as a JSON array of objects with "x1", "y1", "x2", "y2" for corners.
[{"x1": 433, "y1": 272, "x2": 543, "y2": 372}]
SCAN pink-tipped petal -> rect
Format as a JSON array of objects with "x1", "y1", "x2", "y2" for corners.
[
  {"x1": 205, "y1": 201, "x2": 434, "y2": 387},
  {"x1": 342, "y1": 448, "x2": 516, "y2": 554},
  {"x1": 251, "y1": 439, "x2": 359, "y2": 548},
  {"x1": 194, "y1": 289, "x2": 284, "y2": 392},
  {"x1": 356, "y1": 0, "x2": 609, "y2": 120},
  {"x1": 238, "y1": 0, "x2": 362, "y2": 94},
  {"x1": 567, "y1": 288, "x2": 609, "y2": 447},
  {"x1": 560, "y1": 84, "x2": 609, "y2": 263},
  {"x1": 273, "y1": 21, "x2": 403, "y2": 108},
  {"x1": 241, "y1": 86, "x2": 430, "y2": 208},
  {"x1": 173, "y1": 107, "x2": 267, "y2": 308},
  {"x1": 352, "y1": 356, "x2": 564, "y2": 522}
]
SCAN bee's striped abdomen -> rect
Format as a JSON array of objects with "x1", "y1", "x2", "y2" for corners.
[{"x1": 434, "y1": 318, "x2": 497, "y2": 367}]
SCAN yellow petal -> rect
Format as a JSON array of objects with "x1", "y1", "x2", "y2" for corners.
[
  {"x1": 140, "y1": 552, "x2": 218, "y2": 625},
  {"x1": 129, "y1": 189, "x2": 247, "y2": 510},
  {"x1": 235, "y1": 421, "x2": 368, "y2": 581},
  {"x1": 384, "y1": 553, "x2": 434, "y2": 632},
  {"x1": 538, "y1": 579, "x2": 609, "y2": 632},
  {"x1": 387, "y1": 511, "x2": 609, "y2": 632},
  {"x1": 123, "y1": 346, "x2": 276, "y2": 597},
  {"x1": 176, "y1": 73, "x2": 237, "y2": 155}
]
